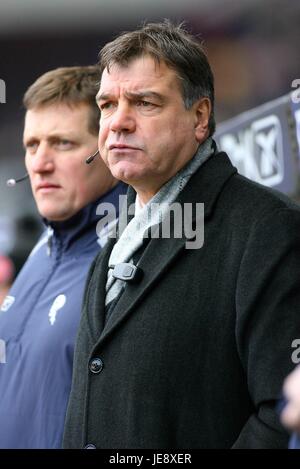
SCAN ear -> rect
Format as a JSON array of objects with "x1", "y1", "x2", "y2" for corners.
[{"x1": 194, "y1": 98, "x2": 211, "y2": 142}]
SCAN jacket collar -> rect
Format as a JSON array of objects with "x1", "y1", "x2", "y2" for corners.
[
  {"x1": 90, "y1": 150, "x2": 237, "y2": 347},
  {"x1": 44, "y1": 182, "x2": 127, "y2": 251}
]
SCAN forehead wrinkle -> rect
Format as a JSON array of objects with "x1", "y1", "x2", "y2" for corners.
[
  {"x1": 124, "y1": 90, "x2": 164, "y2": 101},
  {"x1": 97, "y1": 59, "x2": 181, "y2": 105},
  {"x1": 96, "y1": 88, "x2": 166, "y2": 104}
]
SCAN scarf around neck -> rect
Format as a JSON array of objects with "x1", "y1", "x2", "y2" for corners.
[{"x1": 105, "y1": 137, "x2": 214, "y2": 306}]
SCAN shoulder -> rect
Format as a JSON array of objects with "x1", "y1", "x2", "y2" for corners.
[
  {"x1": 231, "y1": 172, "x2": 298, "y2": 209},
  {"x1": 219, "y1": 167, "x2": 300, "y2": 227}
]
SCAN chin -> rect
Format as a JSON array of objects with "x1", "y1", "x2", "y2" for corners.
[
  {"x1": 38, "y1": 206, "x2": 65, "y2": 222},
  {"x1": 42, "y1": 213, "x2": 61, "y2": 222},
  {"x1": 46, "y1": 213, "x2": 70, "y2": 222},
  {"x1": 111, "y1": 165, "x2": 144, "y2": 184}
]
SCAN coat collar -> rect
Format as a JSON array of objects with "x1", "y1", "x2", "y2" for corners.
[
  {"x1": 90, "y1": 150, "x2": 237, "y2": 347},
  {"x1": 177, "y1": 149, "x2": 237, "y2": 219},
  {"x1": 121, "y1": 147, "x2": 237, "y2": 222}
]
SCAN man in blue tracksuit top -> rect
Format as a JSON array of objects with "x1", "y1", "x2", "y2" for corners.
[{"x1": 0, "y1": 66, "x2": 127, "y2": 448}]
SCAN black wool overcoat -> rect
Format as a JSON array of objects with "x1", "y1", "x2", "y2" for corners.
[{"x1": 63, "y1": 151, "x2": 300, "y2": 448}]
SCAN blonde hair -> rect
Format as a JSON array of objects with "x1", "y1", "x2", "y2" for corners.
[{"x1": 23, "y1": 65, "x2": 100, "y2": 135}]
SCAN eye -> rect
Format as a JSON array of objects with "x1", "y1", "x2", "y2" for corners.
[
  {"x1": 55, "y1": 140, "x2": 74, "y2": 150},
  {"x1": 137, "y1": 100, "x2": 155, "y2": 108},
  {"x1": 100, "y1": 102, "x2": 115, "y2": 111},
  {"x1": 25, "y1": 141, "x2": 39, "y2": 153}
]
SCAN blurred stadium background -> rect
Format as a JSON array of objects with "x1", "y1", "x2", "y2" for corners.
[{"x1": 0, "y1": 0, "x2": 299, "y2": 278}]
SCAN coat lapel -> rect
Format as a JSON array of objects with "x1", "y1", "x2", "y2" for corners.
[
  {"x1": 98, "y1": 234, "x2": 187, "y2": 346},
  {"x1": 93, "y1": 151, "x2": 237, "y2": 347},
  {"x1": 87, "y1": 235, "x2": 116, "y2": 343}
]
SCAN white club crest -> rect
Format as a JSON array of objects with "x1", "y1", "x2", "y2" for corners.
[
  {"x1": 0, "y1": 339, "x2": 6, "y2": 364},
  {"x1": 48, "y1": 294, "x2": 66, "y2": 325},
  {"x1": 0, "y1": 295, "x2": 15, "y2": 312}
]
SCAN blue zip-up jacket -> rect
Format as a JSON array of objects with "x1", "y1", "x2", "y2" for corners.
[
  {"x1": 289, "y1": 433, "x2": 300, "y2": 448},
  {"x1": 0, "y1": 182, "x2": 126, "y2": 448}
]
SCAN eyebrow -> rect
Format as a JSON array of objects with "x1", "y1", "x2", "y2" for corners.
[
  {"x1": 23, "y1": 133, "x2": 76, "y2": 147},
  {"x1": 95, "y1": 92, "x2": 109, "y2": 103},
  {"x1": 126, "y1": 91, "x2": 165, "y2": 102},
  {"x1": 23, "y1": 135, "x2": 38, "y2": 148},
  {"x1": 96, "y1": 90, "x2": 165, "y2": 104}
]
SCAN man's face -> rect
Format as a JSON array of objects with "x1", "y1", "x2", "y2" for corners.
[
  {"x1": 97, "y1": 55, "x2": 210, "y2": 203},
  {"x1": 24, "y1": 102, "x2": 116, "y2": 221}
]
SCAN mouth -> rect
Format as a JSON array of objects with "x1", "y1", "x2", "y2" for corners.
[
  {"x1": 36, "y1": 183, "x2": 61, "y2": 193},
  {"x1": 108, "y1": 143, "x2": 140, "y2": 151}
]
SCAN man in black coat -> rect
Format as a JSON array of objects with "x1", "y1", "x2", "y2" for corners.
[{"x1": 63, "y1": 21, "x2": 300, "y2": 449}]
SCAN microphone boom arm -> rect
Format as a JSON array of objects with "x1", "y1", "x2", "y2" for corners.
[
  {"x1": 7, "y1": 149, "x2": 100, "y2": 187},
  {"x1": 7, "y1": 174, "x2": 29, "y2": 187},
  {"x1": 86, "y1": 150, "x2": 99, "y2": 165}
]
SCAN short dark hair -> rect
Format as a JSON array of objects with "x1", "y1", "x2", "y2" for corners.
[
  {"x1": 23, "y1": 65, "x2": 100, "y2": 136},
  {"x1": 99, "y1": 20, "x2": 215, "y2": 136}
]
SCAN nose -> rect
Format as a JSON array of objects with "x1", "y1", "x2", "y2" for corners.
[
  {"x1": 109, "y1": 103, "x2": 136, "y2": 134},
  {"x1": 30, "y1": 142, "x2": 55, "y2": 174}
]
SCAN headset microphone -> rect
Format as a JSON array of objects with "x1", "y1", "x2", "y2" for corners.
[
  {"x1": 7, "y1": 149, "x2": 100, "y2": 187},
  {"x1": 86, "y1": 150, "x2": 99, "y2": 165},
  {"x1": 6, "y1": 174, "x2": 29, "y2": 187}
]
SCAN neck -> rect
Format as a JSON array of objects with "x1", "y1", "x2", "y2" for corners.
[
  {"x1": 133, "y1": 178, "x2": 169, "y2": 205},
  {"x1": 135, "y1": 189, "x2": 156, "y2": 206}
]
